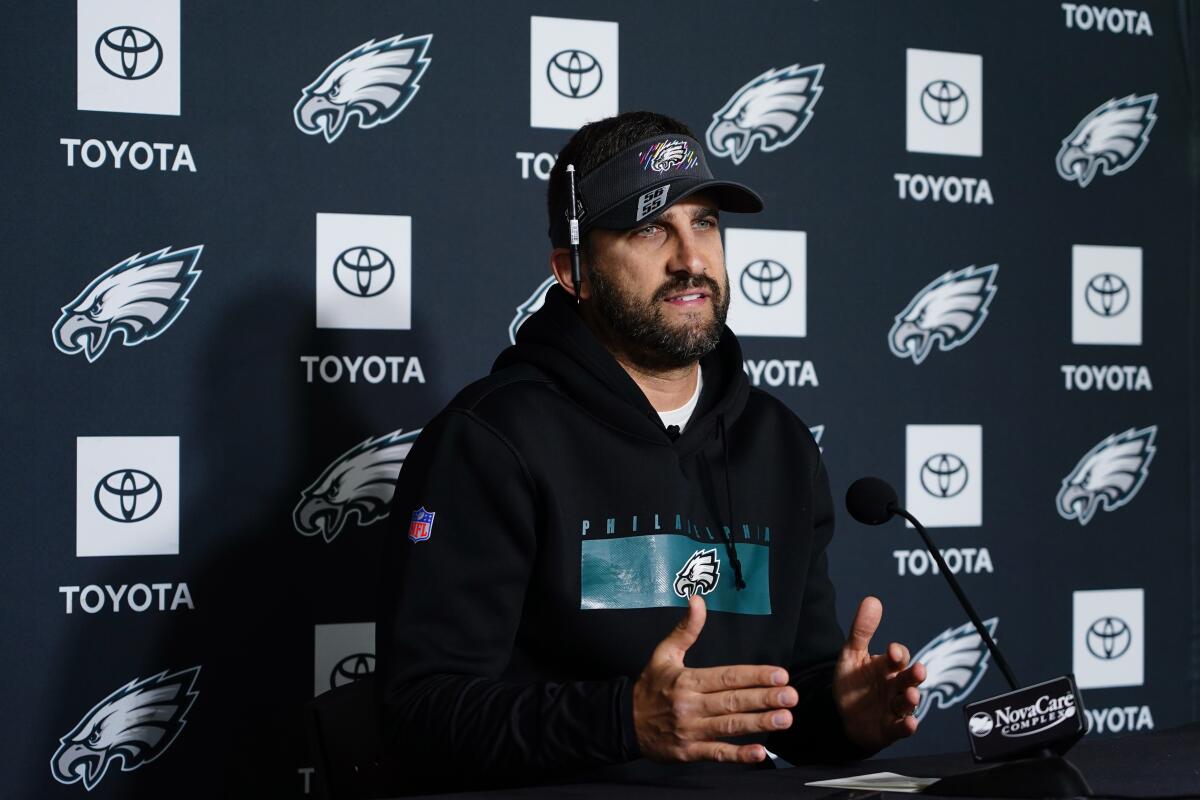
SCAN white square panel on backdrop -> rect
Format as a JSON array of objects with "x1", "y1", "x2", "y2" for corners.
[
  {"x1": 906, "y1": 48, "x2": 982, "y2": 157},
  {"x1": 76, "y1": 436, "x2": 180, "y2": 556},
  {"x1": 905, "y1": 425, "x2": 983, "y2": 528},
  {"x1": 77, "y1": 0, "x2": 181, "y2": 115},
  {"x1": 314, "y1": 622, "x2": 376, "y2": 697},
  {"x1": 723, "y1": 228, "x2": 807, "y2": 338},
  {"x1": 1072, "y1": 244, "x2": 1143, "y2": 345},
  {"x1": 530, "y1": 16, "x2": 618, "y2": 130},
  {"x1": 316, "y1": 213, "x2": 412, "y2": 331},
  {"x1": 1073, "y1": 588, "x2": 1144, "y2": 689}
]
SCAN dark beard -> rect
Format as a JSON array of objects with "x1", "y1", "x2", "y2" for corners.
[{"x1": 588, "y1": 265, "x2": 729, "y2": 371}]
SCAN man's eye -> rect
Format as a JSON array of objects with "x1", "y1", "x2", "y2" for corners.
[{"x1": 636, "y1": 225, "x2": 661, "y2": 237}]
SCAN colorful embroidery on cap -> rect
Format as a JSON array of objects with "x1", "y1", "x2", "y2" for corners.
[{"x1": 639, "y1": 139, "x2": 698, "y2": 173}]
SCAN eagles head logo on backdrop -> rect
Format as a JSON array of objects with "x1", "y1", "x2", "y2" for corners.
[
  {"x1": 889, "y1": 264, "x2": 999, "y2": 365},
  {"x1": 51, "y1": 666, "x2": 200, "y2": 791},
  {"x1": 294, "y1": 33, "x2": 432, "y2": 143},
  {"x1": 52, "y1": 246, "x2": 203, "y2": 363},
  {"x1": 912, "y1": 619, "x2": 997, "y2": 721},
  {"x1": 294, "y1": 428, "x2": 421, "y2": 543},
  {"x1": 509, "y1": 276, "x2": 557, "y2": 345},
  {"x1": 1056, "y1": 93, "x2": 1158, "y2": 188},
  {"x1": 706, "y1": 63, "x2": 824, "y2": 166},
  {"x1": 808, "y1": 424, "x2": 825, "y2": 451},
  {"x1": 1057, "y1": 426, "x2": 1157, "y2": 526},
  {"x1": 673, "y1": 548, "x2": 720, "y2": 598}
]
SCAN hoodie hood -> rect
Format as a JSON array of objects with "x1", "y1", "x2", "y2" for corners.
[{"x1": 493, "y1": 284, "x2": 750, "y2": 452}]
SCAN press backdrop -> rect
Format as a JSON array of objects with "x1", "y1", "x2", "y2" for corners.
[{"x1": 2, "y1": 1, "x2": 1197, "y2": 797}]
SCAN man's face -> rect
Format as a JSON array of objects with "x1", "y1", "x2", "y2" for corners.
[{"x1": 584, "y1": 193, "x2": 729, "y2": 370}]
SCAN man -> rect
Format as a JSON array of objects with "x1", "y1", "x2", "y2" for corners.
[{"x1": 377, "y1": 111, "x2": 925, "y2": 793}]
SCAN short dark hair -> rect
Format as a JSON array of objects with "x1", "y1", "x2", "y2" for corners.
[{"x1": 547, "y1": 111, "x2": 695, "y2": 244}]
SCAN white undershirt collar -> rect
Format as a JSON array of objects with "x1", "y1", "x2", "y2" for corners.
[{"x1": 657, "y1": 367, "x2": 703, "y2": 433}]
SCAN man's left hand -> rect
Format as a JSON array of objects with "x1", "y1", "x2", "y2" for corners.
[{"x1": 832, "y1": 596, "x2": 927, "y2": 751}]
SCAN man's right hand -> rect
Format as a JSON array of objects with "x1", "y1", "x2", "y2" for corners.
[{"x1": 632, "y1": 594, "x2": 797, "y2": 763}]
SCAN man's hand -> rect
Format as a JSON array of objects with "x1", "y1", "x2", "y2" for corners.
[
  {"x1": 833, "y1": 596, "x2": 927, "y2": 751},
  {"x1": 632, "y1": 594, "x2": 796, "y2": 763}
]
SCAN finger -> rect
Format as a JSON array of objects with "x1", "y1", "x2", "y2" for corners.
[
  {"x1": 896, "y1": 660, "x2": 926, "y2": 688},
  {"x1": 845, "y1": 596, "x2": 882, "y2": 653},
  {"x1": 686, "y1": 663, "x2": 788, "y2": 693},
  {"x1": 889, "y1": 685, "x2": 921, "y2": 717},
  {"x1": 653, "y1": 594, "x2": 706, "y2": 665},
  {"x1": 685, "y1": 742, "x2": 768, "y2": 764},
  {"x1": 888, "y1": 713, "x2": 919, "y2": 739},
  {"x1": 697, "y1": 686, "x2": 798, "y2": 716},
  {"x1": 700, "y1": 708, "x2": 792, "y2": 738},
  {"x1": 887, "y1": 642, "x2": 910, "y2": 671}
]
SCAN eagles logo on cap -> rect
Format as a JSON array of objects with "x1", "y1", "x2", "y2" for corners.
[{"x1": 639, "y1": 139, "x2": 699, "y2": 173}]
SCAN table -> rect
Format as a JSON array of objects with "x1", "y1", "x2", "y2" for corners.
[{"x1": 399, "y1": 723, "x2": 1199, "y2": 799}]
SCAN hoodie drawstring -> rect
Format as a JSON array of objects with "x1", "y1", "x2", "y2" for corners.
[{"x1": 715, "y1": 415, "x2": 746, "y2": 591}]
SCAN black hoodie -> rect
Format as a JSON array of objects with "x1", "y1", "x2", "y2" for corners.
[{"x1": 378, "y1": 285, "x2": 865, "y2": 793}]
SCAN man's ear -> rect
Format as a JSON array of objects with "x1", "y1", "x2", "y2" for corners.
[{"x1": 549, "y1": 248, "x2": 589, "y2": 300}]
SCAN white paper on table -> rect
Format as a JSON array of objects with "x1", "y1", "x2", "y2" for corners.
[{"x1": 805, "y1": 771, "x2": 942, "y2": 793}]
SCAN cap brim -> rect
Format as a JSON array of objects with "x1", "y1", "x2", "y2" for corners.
[{"x1": 587, "y1": 178, "x2": 763, "y2": 232}]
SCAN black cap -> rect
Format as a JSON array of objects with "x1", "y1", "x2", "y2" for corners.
[{"x1": 549, "y1": 134, "x2": 763, "y2": 247}]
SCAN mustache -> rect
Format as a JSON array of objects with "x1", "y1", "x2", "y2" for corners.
[{"x1": 652, "y1": 274, "x2": 722, "y2": 303}]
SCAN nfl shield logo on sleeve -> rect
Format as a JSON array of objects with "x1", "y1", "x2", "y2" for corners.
[{"x1": 408, "y1": 507, "x2": 435, "y2": 542}]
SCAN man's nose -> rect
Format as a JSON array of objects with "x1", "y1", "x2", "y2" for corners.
[{"x1": 668, "y1": 228, "x2": 709, "y2": 276}]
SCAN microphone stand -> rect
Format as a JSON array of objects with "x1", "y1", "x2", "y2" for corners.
[
  {"x1": 892, "y1": 506, "x2": 1018, "y2": 692},
  {"x1": 889, "y1": 504, "x2": 1092, "y2": 798}
]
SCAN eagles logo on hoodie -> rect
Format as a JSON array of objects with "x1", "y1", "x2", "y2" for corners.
[{"x1": 673, "y1": 549, "x2": 721, "y2": 597}]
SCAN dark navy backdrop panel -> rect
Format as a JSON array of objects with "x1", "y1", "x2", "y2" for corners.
[{"x1": 1, "y1": 1, "x2": 1196, "y2": 796}]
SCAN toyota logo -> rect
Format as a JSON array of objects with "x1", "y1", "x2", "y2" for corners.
[
  {"x1": 919, "y1": 453, "x2": 969, "y2": 498},
  {"x1": 1085, "y1": 616, "x2": 1131, "y2": 660},
  {"x1": 330, "y1": 653, "x2": 376, "y2": 688},
  {"x1": 95, "y1": 26, "x2": 163, "y2": 80},
  {"x1": 546, "y1": 49, "x2": 603, "y2": 99},
  {"x1": 739, "y1": 260, "x2": 792, "y2": 306},
  {"x1": 333, "y1": 246, "x2": 395, "y2": 298},
  {"x1": 920, "y1": 80, "x2": 969, "y2": 126},
  {"x1": 1084, "y1": 273, "x2": 1130, "y2": 318},
  {"x1": 94, "y1": 469, "x2": 163, "y2": 523}
]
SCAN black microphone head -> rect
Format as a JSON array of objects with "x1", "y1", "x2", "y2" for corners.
[{"x1": 846, "y1": 477, "x2": 899, "y2": 526}]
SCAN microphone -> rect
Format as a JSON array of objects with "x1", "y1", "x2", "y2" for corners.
[
  {"x1": 846, "y1": 477, "x2": 1090, "y2": 797},
  {"x1": 844, "y1": 476, "x2": 901, "y2": 527}
]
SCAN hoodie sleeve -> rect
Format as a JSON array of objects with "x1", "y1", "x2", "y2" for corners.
[
  {"x1": 766, "y1": 455, "x2": 876, "y2": 764},
  {"x1": 377, "y1": 408, "x2": 639, "y2": 786}
]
